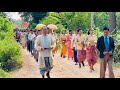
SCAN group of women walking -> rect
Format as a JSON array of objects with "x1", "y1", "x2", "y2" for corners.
[{"x1": 59, "y1": 28, "x2": 98, "y2": 72}]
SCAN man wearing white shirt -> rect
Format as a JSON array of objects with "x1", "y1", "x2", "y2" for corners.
[
  {"x1": 28, "y1": 30, "x2": 36, "y2": 55},
  {"x1": 35, "y1": 26, "x2": 55, "y2": 78}
]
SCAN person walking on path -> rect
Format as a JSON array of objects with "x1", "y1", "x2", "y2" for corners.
[
  {"x1": 71, "y1": 29, "x2": 78, "y2": 65},
  {"x1": 97, "y1": 27, "x2": 115, "y2": 78},
  {"x1": 85, "y1": 28, "x2": 98, "y2": 72},
  {"x1": 75, "y1": 29, "x2": 86, "y2": 68},
  {"x1": 35, "y1": 26, "x2": 55, "y2": 78},
  {"x1": 60, "y1": 30, "x2": 67, "y2": 58},
  {"x1": 67, "y1": 30, "x2": 73, "y2": 60}
]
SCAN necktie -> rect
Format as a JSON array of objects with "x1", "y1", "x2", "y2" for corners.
[{"x1": 105, "y1": 36, "x2": 109, "y2": 52}]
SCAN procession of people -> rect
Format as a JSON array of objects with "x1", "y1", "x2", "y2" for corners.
[{"x1": 14, "y1": 25, "x2": 115, "y2": 78}]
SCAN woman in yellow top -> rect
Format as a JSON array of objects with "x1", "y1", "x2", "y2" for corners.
[
  {"x1": 85, "y1": 28, "x2": 98, "y2": 72},
  {"x1": 75, "y1": 29, "x2": 86, "y2": 68},
  {"x1": 60, "y1": 30, "x2": 67, "y2": 58}
]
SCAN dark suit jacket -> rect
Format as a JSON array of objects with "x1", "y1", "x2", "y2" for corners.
[{"x1": 96, "y1": 36, "x2": 115, "y2": 58}]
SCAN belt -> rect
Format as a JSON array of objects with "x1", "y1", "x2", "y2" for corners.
[{"x1": 44, "y1": 48, "x2": 49, "y2": 50}]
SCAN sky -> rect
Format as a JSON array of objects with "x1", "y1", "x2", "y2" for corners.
[{"x1": 6, "y1": 12, "x2": 22, "y2": 20}]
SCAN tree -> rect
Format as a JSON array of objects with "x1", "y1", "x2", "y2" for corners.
[
  {"x1": 94, "y1": 12, "x2": 109, "y2": 30},
  {"x1": 0, "y1": 12, "x2": 7, "y2": 18},
  {"x1": 19, "y1": 12, "x2": 48, "y2": 28},
  {"x1": 108, "y1": 12, "x2": 116, "y2": 32},
  {"x1": 91, "y1": 12, "x2": 95, "y2": 28}
]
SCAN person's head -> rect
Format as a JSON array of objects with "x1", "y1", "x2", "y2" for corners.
[
  {"x1": 31, "y1": 29, "x2": 34, "y2": 34},
  {"x1": 42, "y1": 26, "x2": 48, "y2": 35},
  {"x1": 63, "y1": 30, "x2": 66, "y2": 34},
  {"x1": 88, "y1": 28, "x2": 94, "y2": 35},
  {"x1": 69, "y1": 30, "x2": 72, "y2": 34},
  {"x1": 103, "y1": 27, "x2": 109, "y2": 36},
  {"x1": 38, "y1": 30, "x2": 42, "y2": 35},
  {"x1": 77, "y1": 28, "x2": 82, "y2": 35}
]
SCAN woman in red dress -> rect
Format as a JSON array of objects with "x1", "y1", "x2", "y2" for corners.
[
  {"x1": 85, "y1": 28, "x2": 98, "y2": 72},
  {"x1": 67, "y1": 30, "x2": 73, "y2": 60}
]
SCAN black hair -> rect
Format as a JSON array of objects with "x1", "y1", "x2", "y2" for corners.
[
  {"x1": 103, "y1": 27, "x2": 109, "y2": 31},
  {"x1": 77, "y1": 28, "x2": 82, "y2": 33},
  {"x1": 88, "y1": 29, "x2": 90, "y2": 35},
  {"x1": 88, "y1": 28, "x2": 94, "y2": 35},
  {"x1": 69, "y1": 30, "x2": 72, "y2": 32},
  {"x1": 69, "y1": 30, "x2": 72, "y2": 34}
]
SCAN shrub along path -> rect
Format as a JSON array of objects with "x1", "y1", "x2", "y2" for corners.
[{"x1": 12, "y1": 46, "x2": 120, "y2": 78}]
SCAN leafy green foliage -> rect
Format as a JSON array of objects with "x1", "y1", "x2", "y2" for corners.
[
  {"x1": 94, "y1": 27, "x2": 103, "y2": 37},
  {"x1": 40, "y1": 12, "x2": 91, "y2": 34},
  {"x1": 0, "y1": 16, "x2": 22, "y2": 72},
  {"x1": 19, "y1": 12, "x2": 48, "y2": 28},
  {"x1": 94, "y1": 12, "x2": 109, "y2": 30},
  {"x1": 111, "y1": 29, "x2": 120, "y2": 63},
  {"x1": 0, "y1": 69, "x2": 11, "y2": 78}
]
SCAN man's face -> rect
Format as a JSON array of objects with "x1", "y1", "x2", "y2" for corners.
[
  {"x1": 43, "y1": 28, "x2": 48, "y2": 34},
  {"x1": 103, "y1": 30, "x2": 109, "y2": 36}
]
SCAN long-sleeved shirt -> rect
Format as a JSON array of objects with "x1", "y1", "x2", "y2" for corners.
[
  {"x1": 71, "y1": 34, "x2": 77, "y2": 49},
  {"x1": 35, "y1": 34, "x2": 55, "y2": 57},
  {"x1": 28, "y1": 33, "x2": 36, "y2": 41},
  {"x1": 75, "y1": 34, "x2": 86, "y2": 50}
]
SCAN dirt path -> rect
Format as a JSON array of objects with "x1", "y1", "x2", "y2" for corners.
[{"x1": 12, "y1": 47, "x2": 120, "y2": 78}]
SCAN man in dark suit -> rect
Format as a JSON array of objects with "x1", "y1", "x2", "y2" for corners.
[{"x1": 97, "y1": 27, "x2": 115, "y2": 78}]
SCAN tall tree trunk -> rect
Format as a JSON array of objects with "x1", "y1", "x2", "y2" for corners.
[
  {"x1": 108, "y1": 12, "x2": 116, "y2": 32},
  {"x1": 91, "y1": 12, "x2": 94, "y2": 28}
]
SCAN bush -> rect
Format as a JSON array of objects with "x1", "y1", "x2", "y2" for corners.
[
  {"x1": 0, "y1": 39, "x2": 22, "y2": 72},
  {"x1": 94, "y1": 27, "x2": 103, "y2": 38},
  {"x1": 0, "y1": 16, "x2": 22, "y2": 72},
  {"x1": 0, "y1": 69, "x2": 11, "y2": 78},
  {"x1": 111, "y1": 29, "x2": 120, "y2": 63}
]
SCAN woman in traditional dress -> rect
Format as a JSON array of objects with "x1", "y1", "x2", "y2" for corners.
[
  {"x1": 71, "y1": 29, "x2": 78, "y2": 65},
  {"x1": 67, "y1": 30, "x2": 73, "y2": 60},
  {"x1": 75, "y1": 29, "x2": 86, "y2": 68},
  {"x1": 20, "y1": 30, "x2": 25, "y2": 49},
  {"x1": 85, "y1": 28, "x2": 98, "y2": 72},
  {"x1": 52, "y1": 31, "x2": 59, "y2": 57},
  {"x1": 60, "y1": 30, "x2": 67, "y2": 58}
]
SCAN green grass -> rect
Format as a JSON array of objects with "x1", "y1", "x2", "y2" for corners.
[
  {"x1": 113, "y1": 63, "x2": 120, "y2": 68},
  {"x1": 0, "y1": 69, "x2": 11, "y2": 78}
]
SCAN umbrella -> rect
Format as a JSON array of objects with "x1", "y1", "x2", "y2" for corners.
[
  {"x1": 47, "y1": 24, "x2": 58, "y2": 30},
  {"x1": 35, "y1": 24, "x2": 46, "y2": 30}
]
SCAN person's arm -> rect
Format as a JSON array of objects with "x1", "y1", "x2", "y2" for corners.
[
  {"x1": 71, "y1": 36, "x2": 74, "y2": 49},
  {"x1": 50, "y1": 36, "x2": 56, "y2": 49},
  {"x1": 96, "y1": 37, "x2": 103, "y2": 53},
  {"x1": 111, "y1": 38, "x2": 115, "y2": 53},
  {"x1": 35, "y1": 36, "x2": 42, "y2": 52},
  {"x1": 84, "y1": 35, "x2": 88, "y2": 46}
]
